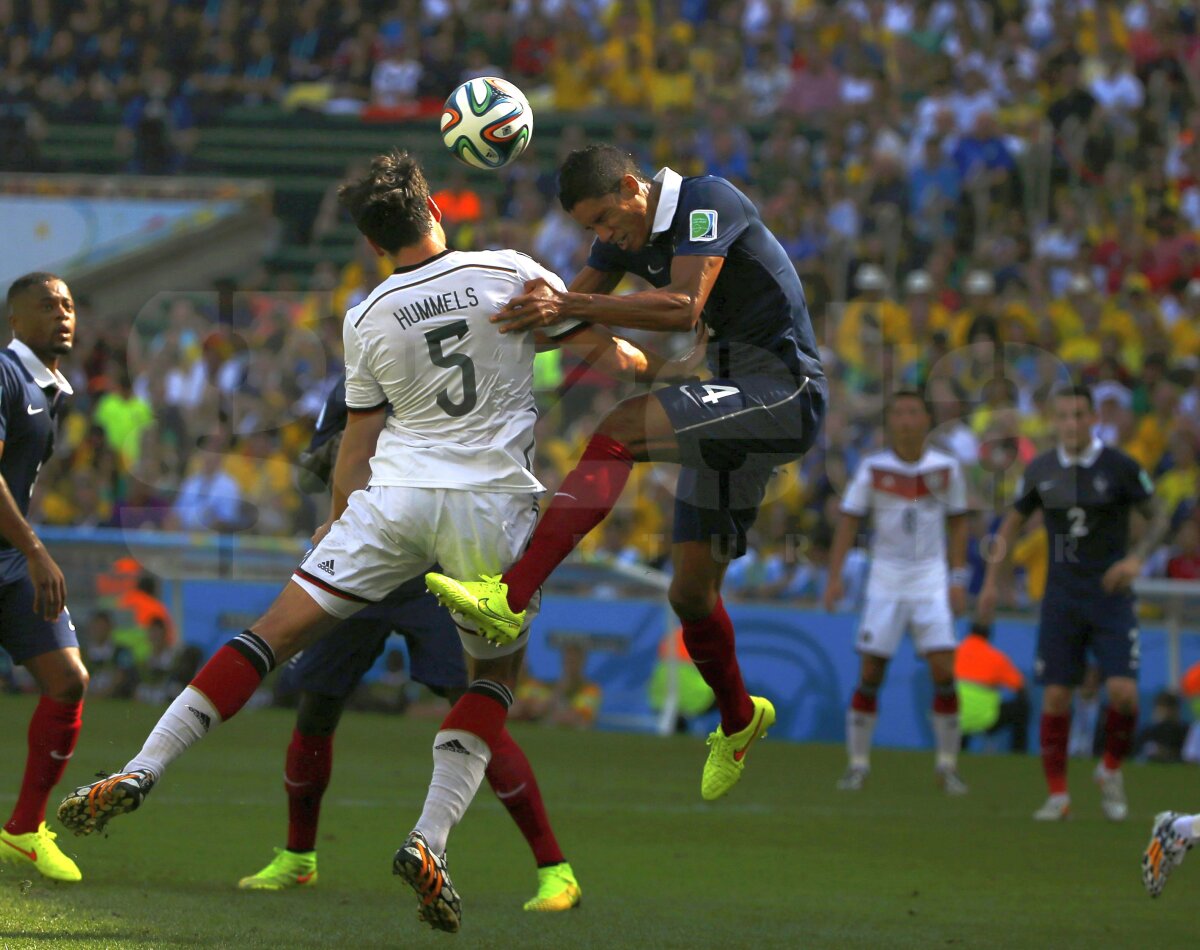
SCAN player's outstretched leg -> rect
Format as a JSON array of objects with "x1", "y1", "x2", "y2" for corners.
[
  {"x1": 427, "y1": 428, "x2": 639, "y2": 643},
  {"x1": 2, "y1": 656, "x2": 86, "y2": 882},
  {"x1": 485, "y1": 728, "x2": 581, "y2": 912},
  {"x1": 1142, "y1": 812, "x2": 1195, "y2": 898}
]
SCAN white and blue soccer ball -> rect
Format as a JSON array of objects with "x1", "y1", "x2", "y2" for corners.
[{"x1": 440, "y1": 77, "x2": 533, "y2": 170}]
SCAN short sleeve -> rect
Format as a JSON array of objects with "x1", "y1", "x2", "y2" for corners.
[
  {"x1": 585, "y1": 237, "x2": 626, "y2": 273},
  {"x1": 342, "y1": 319, "x2": 386, "y2": 411},
  {"x1": 672, "y1": 178, "x2": 750, "y2": 259},
  {"x1": 840, "y1": 458, "x2": 872, "y2": 517},
  {"x1": 1012, "y1": 467, "x2": 1043, "y2": 517},
  {"x1": 512, "y1": 251, "x2": 587, "y2": 341},
  {"x1": 946, "y1": 459, "x2": 969, "y2": 515}
]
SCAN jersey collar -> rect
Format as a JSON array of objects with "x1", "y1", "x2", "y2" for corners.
[
  {"x1": 650, "y1": 167, "x2": 683, "y2": 236},
  {"x1": 1056, "y1": 436, "x2": 1102, "y2": 468},
  {"x1": 6, "y1": 339, "x2": 74, "y2": 395}
]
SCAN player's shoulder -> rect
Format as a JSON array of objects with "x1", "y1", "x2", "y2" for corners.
[
  {"x1": 920, "y1": 446, "x2": 959, "y2": 469},
  {"x1": 678, "y1": 174, "x2": 749, "y2": 212},
  {"x1": 855, "y1": 448, "x2": 896, "y2": 472},
  {"x1": 1024, "y1": 448, "x2": 1057, "y2": 476},
  {"x1": 0, "y1": 350, "x2": 26, "y2": 390},
  {"x1": 1097, "y1": 444, "x2": 1141, "y2": 473}
]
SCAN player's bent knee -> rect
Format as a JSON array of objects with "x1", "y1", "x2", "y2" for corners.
[
  {"x1": 295, "y1": 692, "x2": 347, "y2": 736},
  {"x1": 1041, "y1": 685, "x2": 1072, "y2": 715},
  {"x1": 48, "y1": 665, "x2": 88, "y2": 704},
  {"x1": 668, "y1": 581, "x2": 719, "y2": 622}
]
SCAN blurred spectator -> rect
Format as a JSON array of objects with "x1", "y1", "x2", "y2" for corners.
[
  {"x1": 511, "y1": 643, "x2": 601, "y2": 729},
  {"x1": 169, "y1": 439, "x2": 247, "y2": 532},
  {"x1": 1135, "y1": 691, "x2": 1188, "y2": 764},
  {"x1": 116, "y1": 68, "x2": 197, "y2": 174}
]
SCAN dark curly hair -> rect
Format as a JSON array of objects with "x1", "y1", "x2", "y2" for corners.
[{"x1": 338, "y1": 150, "x2": 433, "y2": 253}]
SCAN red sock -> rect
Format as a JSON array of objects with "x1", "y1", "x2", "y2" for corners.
[
  {"x1": 285, "y1": 730, "x2": 333, "y2": 854},
  {"x1": 486, "y1": 728, "x2": 564, "y2": 867},
  {"x1": 190, "y1": 640, "x2": 271, "y2": 720},
  {"x1": 442, "y1": 685, "x2": 511, "y2": 749},
  {"x1": 5, "y1": 696, "x2": 83, "y2": 835},
  {"x1": 1040, "y1": 713, "x2": 1070, "y2": 796},
  {"x1": 850, "y1": 689, "x2": 878, "y2": 715},
  {"x1": 503, "y1": 433, "x2": 634, "y2": 612},
  {"x1": 1102, "y1": 707, "x2": 1137, "y2": 771},
  {"x1": 681, "y1": 598, "x2": 754, "y2": 735}
]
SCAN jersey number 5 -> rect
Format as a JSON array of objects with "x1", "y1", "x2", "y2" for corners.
[{"x1": 425, "y1": 320, "x2": 478, "y2": 417}]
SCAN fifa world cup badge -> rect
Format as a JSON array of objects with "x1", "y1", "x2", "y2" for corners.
[{"x1": 690, "y1": 210, "x2": 718, "y2": 241}]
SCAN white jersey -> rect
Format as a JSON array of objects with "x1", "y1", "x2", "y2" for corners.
[
  {"x1": 343, "y1": 248, "x2": 582, "y2": 493},
  {"x1": 840, "y1": 447, "x2": 967, "y2": 598}
]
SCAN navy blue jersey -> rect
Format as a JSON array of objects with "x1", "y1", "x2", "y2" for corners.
[
  {"x1": 1013, "y1": 442, "x2": 1153, "y2": 583},
  {"x1": 0, "y1": 343, "x2": 69, "y2": 551},
  {"x1": 586, "y1": 168, "x2": 823, "y2": 382}
]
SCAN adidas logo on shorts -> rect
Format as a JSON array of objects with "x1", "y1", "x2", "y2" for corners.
[
  {"x1": 317, "y1": 559, "x2": 335, "y2": 576},
  {"x1": 435, "y1": 739, "x2": 471, "y2": 755}
]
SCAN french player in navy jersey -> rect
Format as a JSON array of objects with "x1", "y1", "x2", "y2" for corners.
[
  {"x1": 979, "y1": 385, "x2": 1170, "y2": 822},
  {"x1": 427, "y1": 145, "x2": 827, "y2": 802},
  {"x1": 0, "y1": 273, "x2": 84, "y2": 881},
  {"x1": 238, "y1": 378, "x2": 581, "y2": 912}
]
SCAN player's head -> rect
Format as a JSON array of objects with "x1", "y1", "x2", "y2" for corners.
[
  {"x1": 337, "y1": 150, "x2": 442, "y2": 255},
  {"x1": 1052, "y1": 383, "x2": 1095, "y2": 453},
  {"x1": 6, "y1": 272, "x2": 75, "y2": 361},
  {"x1": 557, "y1": 145, "x2": 652, "y2": 251},
  {"x1": 885, "y1": 390, "x2": 932, "y2": 450}
]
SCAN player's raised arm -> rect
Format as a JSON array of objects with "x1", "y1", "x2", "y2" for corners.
[
  {"x1": 535, "y1": 317, "x2": 708, "y2": 385},
  {"x1": 568, "y1": 265, "x2": 624, "y2": 296}
]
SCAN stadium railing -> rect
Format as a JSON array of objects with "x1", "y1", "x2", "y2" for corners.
[{"x1": 1135, "y1": 578, "x2": 1200, "y2": 687}]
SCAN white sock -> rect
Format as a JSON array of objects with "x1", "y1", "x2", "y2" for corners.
[
  {"x1": 124, "y1": 686, "x2": 220, "y2": 780},
  {"x1": 1173, "y1": 815, "x2": 1200, "y2": 840},
  {"x1": 414, "y1": 730, "x2": 491, "y2": 856},
  {"x1": 932, "y1": 713, "x2": 961, "y2": 770},
  {"x1": 847, "y1": 708, "x2": 876, "y2": 770}
]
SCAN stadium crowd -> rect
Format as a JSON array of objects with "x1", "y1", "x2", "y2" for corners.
[{"x1": 4, "y1": 0, "x2": 1200, "y2": 612}]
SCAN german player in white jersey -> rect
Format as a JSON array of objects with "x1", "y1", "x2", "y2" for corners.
[
  {"x1": 59, "y1": 151, "x2": 704, "y2": 934},
  {"x1": 823, "y1": 391, "x2": 970, "y2": 794}
]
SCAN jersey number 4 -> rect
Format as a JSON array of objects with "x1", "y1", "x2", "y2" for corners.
[
  {"x1": 699, "y1": 384, "x2": 739, "y2": 405},
  {"x1": 425, "y1": 320, "x2": 478, "y2": 417}
]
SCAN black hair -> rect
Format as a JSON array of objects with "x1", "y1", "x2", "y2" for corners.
[
  {"x1": 1052, "y1": 382, "x2": 1094, "y2": 408},
  {"x1": 557, "y1": 145, "x2": 647, "y2": 212},
  {"x1": 337, "y1": 150, "x2": 433, "y2": 253},
  {"x1": 6, "y1": 272, "x2": 64, "y2": 313}
]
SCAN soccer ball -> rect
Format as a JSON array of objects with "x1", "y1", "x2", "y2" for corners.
[{"x1": 440, "y1": 77, "x2": 533, "y2": 170}]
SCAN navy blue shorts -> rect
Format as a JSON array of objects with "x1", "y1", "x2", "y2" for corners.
[
  {"x1": 283, "y1": 587, "x2": 465, "y2": 699},
  {"x1": 1035, "y1": 581, "x2": 1140, "y2": 687},
  {"x1": 657, "y1": 375, "x2": 826, "y2": 558},
  {"x1": 0, "y1": 556, "x2": 78, "y2": 665}
]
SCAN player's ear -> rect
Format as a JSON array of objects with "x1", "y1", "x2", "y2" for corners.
[
  {"x1": 619, "y1": 174, "x2": 641, "y2": 201},
  {"x1": 427, "y1": 196, "x2": 443, "y2": 223}
]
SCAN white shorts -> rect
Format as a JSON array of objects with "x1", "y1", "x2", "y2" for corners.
[
  {"x1": 291, "y1": 486, "x2": 541, "y2": 659},
  {"x1": 855, "y1": 594, "x2": 956, "y2": 659}
]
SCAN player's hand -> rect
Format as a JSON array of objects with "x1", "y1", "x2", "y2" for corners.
[
  {"x1": 949, "y1": 584, "x2": 968, "y2": 617},
  {"x1": 492, "y1": 278, "x2": 565, "y2": 333},
  {"x1": 1102, "y1": 556, "x2": 1142, "y2": 594},
  {"x1": 976, "y1": 580, "x2": 998, "y2": 624},
  {"x1": 822, "y1": 573, "x2": 844, "y2": 612},
  {"x1": 660, "y1": 324, "x2": 710, "y2": 382},
  {"x1": 311, "y1": 519, "x2": 334, "y2": 548},
  {"x1": 27, "y1": 547, "x2": 67, "y2": 621}
]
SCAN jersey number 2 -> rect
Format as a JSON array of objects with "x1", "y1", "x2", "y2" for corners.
[
  {"x1": 1067, "y1": 506, "x2": 1089, "y2": 538},
  {"x1": 425, "y1": 320, "x2": 478, "y2": 417}
]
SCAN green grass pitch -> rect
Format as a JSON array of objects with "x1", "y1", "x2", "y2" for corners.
[{"x1": 0, "y1": 695, "x2": 1196, "y2": 949}]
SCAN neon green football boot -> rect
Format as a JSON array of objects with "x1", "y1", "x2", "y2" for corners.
[
  {"x1": 425, "y1": 573, "x2": 525, "y2": 646},
  {"x1": 237, "y1": 848, "x2": 318, "y2": 890},
  {"x1": 523, "y1": 862, "x2": 582, "y2": 912},
  {"x1": 0, "y1": 822, "x2": 82, "y2": 882},
  {"x1": 701, "y1": 696, "x2": 776, "y2": 801}
]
